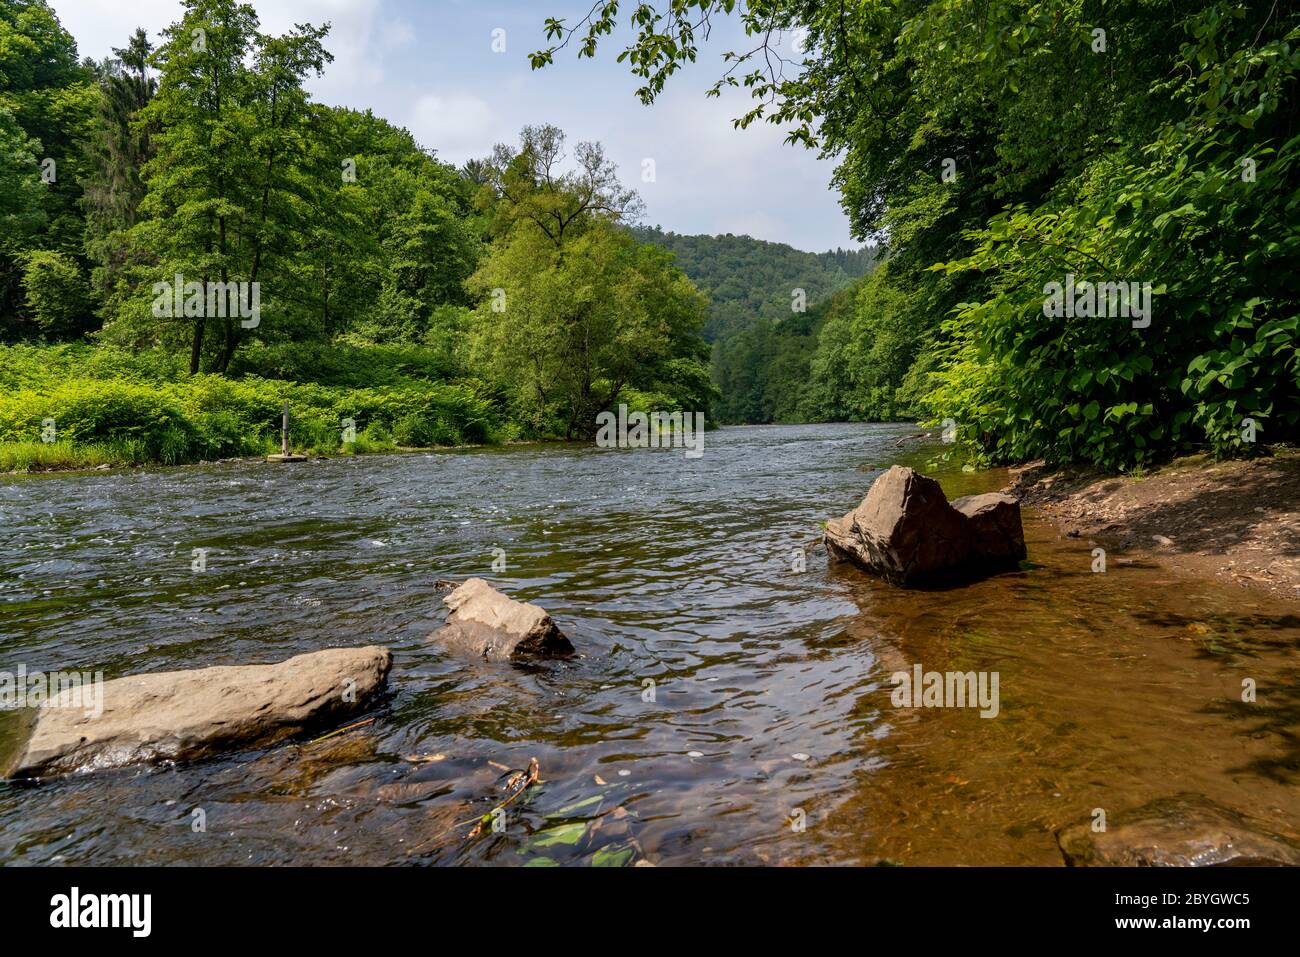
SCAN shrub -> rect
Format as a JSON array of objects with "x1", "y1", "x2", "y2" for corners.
[
  {"x1": 393, "y1": 411, "x2": 459, "y2": 447},
  {"x1": 21, "y1": 251, "x2": 92, "y2": 339},
  {"x1": 0, "y1": 380, "x2": 194, "y2": 456}
]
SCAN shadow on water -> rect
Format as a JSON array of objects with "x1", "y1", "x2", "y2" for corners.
[{"x1": 0, "y1": 424, "x2": 1297, "y2": 865}]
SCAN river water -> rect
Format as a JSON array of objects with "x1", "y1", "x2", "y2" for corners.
[{"x1": 1, "y1": 422, "x2": 1297, "y2": 865}]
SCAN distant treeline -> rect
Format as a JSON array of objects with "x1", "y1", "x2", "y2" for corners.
[{"x1": 633, "y1": 227, "x2": 885, "y2": 424}]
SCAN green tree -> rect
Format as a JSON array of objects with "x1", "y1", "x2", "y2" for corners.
[
  {"x1": 82, "y1": 28, "x2": 157, "y2": 311},
  {"x1": 468, "y1": 126, "x2": 710, "y2": 438},
  {"x1": 20, "y1": 248, "x2": 89, "y2": 336},
  {"x1": 0, "y1": 0, "x2": 96, "y2": 330},
  {"x1": 538, "y1": 1, "x2": 1300, "y2": 465},
  {"x1": 116, "y1": 0, "x2": 331, "y2": 373}
]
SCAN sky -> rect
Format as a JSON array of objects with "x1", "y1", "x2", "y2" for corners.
[{"x1": 49, "y1": 0, "x2": 857, "y2": 253}]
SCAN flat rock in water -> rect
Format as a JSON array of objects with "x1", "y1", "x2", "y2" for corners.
[
  {"x1": 4, "y1": 646, "x2": 392, "y2": 779},
  {"x1": 1056, "y1": 794, "x2": 1300, "y2": 866},
  {"x1": 825, "y1": 465, "x2": 1023, "y2": 586},
  {"x1": 433, "y1": 578, "x2": 574, "y2": 660}
]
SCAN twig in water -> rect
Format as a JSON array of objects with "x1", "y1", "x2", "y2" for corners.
[
  {"x1": 465, "y1": 757, "x2": 542, "y2": 839},
  {"x1": 304, "y1": 717, "x2": 375, "y2": 746}
]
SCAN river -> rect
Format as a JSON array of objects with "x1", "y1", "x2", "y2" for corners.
[{"x1": 1, "y1": 422, "x2": 1297, "y2": 865}]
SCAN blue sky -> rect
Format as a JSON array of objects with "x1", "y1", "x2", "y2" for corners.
[{"x1": 52, "y1": 0, "x2": 856, "y2": 252}]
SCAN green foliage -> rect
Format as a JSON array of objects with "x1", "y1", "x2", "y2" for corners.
[
  {"x1": 0, "y1": 379, "x2": 195, "y2": 462},
  {"x1": 631, "y1": 229, "x2": 878, "y2": 423},
  {"x1": 20, "y1": 249, "x2": 90, "y2": 336},
  {"x1": 0, "y1": 0, "x2": 96, "y2": 335},
  {"x1": 0, "y1": 342, "x2": 510, "y2": 470},
  {"x1": 467, "y1": 129, "x2": 714, "y2": 439},
  {"x1": 634, "y1": 227, "x2": 877, "y2": 340},
  {"x1": 924, "y1": 6, "x2": 1300, "y2": 469},
  {"x1": 0, "y1": 5, "x2": 723, "y2": 466},
  {"x1": 546, "y1": 1, "x2": 1300, "y2": 468},
  {"x1": 228, "y1": 340, "x2": 460, "y2": 388}
]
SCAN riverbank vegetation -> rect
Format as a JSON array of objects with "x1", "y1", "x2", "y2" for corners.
[
  {"x1": 0, "y1": 0, "x2": 715, "y2": 469},
  {"x1": 538, "y1": 1, "x2": 1300, "y2": 471},
  {"x1": 5, "y1": 1, "x2": 1296, "y2": 476}
]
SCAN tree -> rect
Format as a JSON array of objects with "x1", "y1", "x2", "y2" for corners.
[
  {"x1": 0, "y1": 0, "x2": 96, "y2": 331},
  {"x1": 83, "y1": 28, "x2": 158, "y2": 313},
  {"x1": 0, "y1": 107, "x2": 45, "y2": 331},
  {"x1": 21, "y1": 249, "x2": 89, "y2": 337},
  {"x1": 119, "y1": 0, "x2": 330, "y2": 373},
  {"x1": 468, "y1": 127, "x2": 709, "y2": 438},
  {"x1": 536, "y1": 2, "x2": 1300, "y2": 464},
  {"x1": 481, "y1": 124, "x2": 643, "y2": 245}
]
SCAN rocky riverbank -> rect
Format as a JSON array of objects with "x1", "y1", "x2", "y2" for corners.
[{"x1": 1008, "y1": 450, "x2": 1300, "y2": 602}]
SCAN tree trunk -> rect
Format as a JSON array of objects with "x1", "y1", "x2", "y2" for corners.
[{"x1": 189, "y1": 315, "x2": 206, "y2": 375}]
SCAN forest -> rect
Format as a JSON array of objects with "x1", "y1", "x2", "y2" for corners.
[
  {"x1": 634, "y1": 227, "x2": 880, "y2": 423},
  {"x1": 3, "y1": 0, "x2": 1298, "y2": 475},
  {"x1": 0, "y1": 0, "x2": 719, "y2": 469},
  {"x1": 536, "y1": 0, "x2": 1299, "y2": 469}
]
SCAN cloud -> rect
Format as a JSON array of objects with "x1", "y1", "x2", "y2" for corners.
[
  {"x1": 377, "y1": 18, "x2": 415, "y2": 50},
  {"x1": 52, "y1": 0, "x2": 183, "y2": 60},
  {"x1": 407, "y1": 92, "x2": 497, "y2": 163},
  {"x1": 48, "y1": 0, "x2": 854, "y2": 251}
]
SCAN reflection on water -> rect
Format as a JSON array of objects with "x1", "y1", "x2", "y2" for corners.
[{"x1": 0, "y1": 423, "x2": 1296, "y2": 865}]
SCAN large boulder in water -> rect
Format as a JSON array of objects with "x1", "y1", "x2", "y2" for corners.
[
  {"x1": 4, "y1": 646, "x2": 392, "y2": 780},
  {"x1": 824, "y1": 466, "x2": 971, "y2": 585},
  {"x1": 433, "y1": 578, "x2": 574, "y2": 660},
  {"x1": 1056, "y1": 794, "x2": 1300, "y2": 866},
  {"x1": 824, "y1": 466, "x2": 1025, "y2": 586}
]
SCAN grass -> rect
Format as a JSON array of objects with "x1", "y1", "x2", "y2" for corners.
[{"x1": 0, "y1": 440, "x2": 140, "y2": 472}]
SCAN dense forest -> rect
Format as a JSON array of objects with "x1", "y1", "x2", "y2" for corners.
[
  {"x1": 537, "y1": 0, "x2": 1300, "y2": 470},
  {"x1": 3, "y1": 0, "x2": 1297, "y2": 475},
  {"x1": 634, "y1": 227, "x2": 880, "y2": 423},
  {"x1": 634, "y1": 227, "x2": 876, "y2": 339},
  {"x1": 0, "y1": 0, "x2": 715, "y2": 469}
]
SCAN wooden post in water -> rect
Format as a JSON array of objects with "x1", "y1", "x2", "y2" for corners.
[{"x1": 267, "y1": 399, "x2": 307, "y2": 462}]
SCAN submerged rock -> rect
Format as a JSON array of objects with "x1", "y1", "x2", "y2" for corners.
[
  {"x1": 1056, "y1": 794, "x2": 1300, "y2": 866},
  {"x1": 824, "y1": 466, "x2": 1025, "y2": 586},
  {"x1": 4, "y1": 646, "x2": 392, "y2": 780},
  {"x1": 433, "y1": 578, "x2": 574, "y2": 660}
]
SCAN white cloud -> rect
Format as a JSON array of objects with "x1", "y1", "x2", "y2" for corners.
[
  {"x1": 52, "y1": 0, "x2": 183, "y2": 60},
  {"x1": 377, "y1": 18, "x2": 415, "y2": 50},
  {"x1": 407, "y1": 93, "x2": 497, "y2": 163},
  {"x1": 47, "y1": 0, "x2": 853, "y2": 250}
]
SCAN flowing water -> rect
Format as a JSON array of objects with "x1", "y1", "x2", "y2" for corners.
[{"x1": 0, "y1": 422, "x2": 1296, "y2": 865}]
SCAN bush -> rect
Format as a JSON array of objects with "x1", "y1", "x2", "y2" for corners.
[
  {"x1": 0, "y1": 345, "x2": 513, "y2": 469},
  {"x1": 0, "y1": 380, "x2": 194, "y2": 458},
  {"x1": 21, "y1": 251, "x2": 92, "y2": 339},
  {"x1": 229, "y1": 341, "x2": 458, "y2": 388},
  {"x1": 393, "y1": 411, "x2": 459, "y2": 447}
]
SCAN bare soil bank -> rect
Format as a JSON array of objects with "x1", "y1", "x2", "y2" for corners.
[{"x1": 1008, "y1": 449, "x2": 1300, "y2": 602}]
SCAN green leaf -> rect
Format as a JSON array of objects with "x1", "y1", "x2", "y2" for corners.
[
  {"x1": 591, "y1": 845, "x2": 636, "y2": 867},
  {"x1": 530, "y1": 822, "x2": 588, "y2": 848}
]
